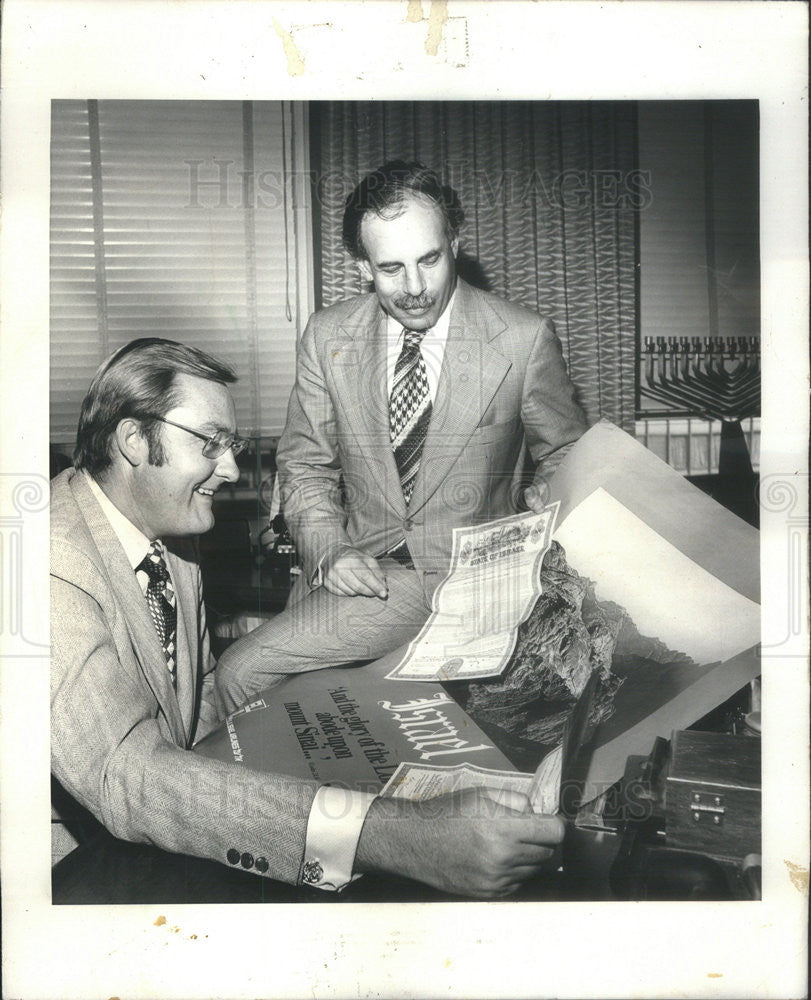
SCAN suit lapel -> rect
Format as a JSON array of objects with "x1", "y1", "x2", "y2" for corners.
[
  {"x1": 328, "y1": 281, "x2": 513, "y2": 518},
  {"x1": 69, "y1": 473, "x2": 187, "y2": 745},
  {"x1": 410, "y1": 280, "x2": 512, "y2": 512},
  {"x1": 332, "y1": 302, "x2": 407, "y2": 517},
  {"x1": 166, "y1": 546, "x2": 197, "y2": 743}
]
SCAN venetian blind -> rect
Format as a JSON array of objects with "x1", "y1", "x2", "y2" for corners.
[{"x1": 50, "y1": 100, "x2": 311, "y2": 442}]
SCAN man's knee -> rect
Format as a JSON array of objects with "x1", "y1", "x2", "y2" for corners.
[
  {"x1": 214, "y1": 614, "x2": 303, "y2": 708},
  {"x1": 214, "y1": 641, "x2": 254, "y2": 713}
]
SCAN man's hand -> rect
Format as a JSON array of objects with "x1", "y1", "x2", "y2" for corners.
[
  {"x1": 523, "y1": 477, "x2": 551, "y2": 513},
  {"x1": 355, "y1": 787, "x2": 566, "y2": 899},
  {"x1": 322, "y1": 545, "x2": 388, "y2": 599}
]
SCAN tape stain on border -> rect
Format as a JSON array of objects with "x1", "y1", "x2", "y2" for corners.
[
  {"x1": 407, "y1": 0, "x2": 424, "y2": 23},
  {"x1": 785, "y1": 860, "x2": 809, "y2": 893},
  {"x1": 425, "y1": 1, "x2": 449, "y2": 56},
  {"x1": 273, "y1": 18, "x2": 306, "y2": 76}
]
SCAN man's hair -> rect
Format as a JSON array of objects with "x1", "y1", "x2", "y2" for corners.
[
  {"x1": 342, "y1": 160, "x2": 465, "y2": 261},
  {"x1": 73, "y1": 337, "x2": 237, "y2": 477}
]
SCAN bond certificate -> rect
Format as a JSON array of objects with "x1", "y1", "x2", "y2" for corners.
[
  {"x1": 379, "y1": 750, "x2": 563, "y2": 816},
  {"x1": 386, "y1": 504, "x2": 559, "y2": 682}
]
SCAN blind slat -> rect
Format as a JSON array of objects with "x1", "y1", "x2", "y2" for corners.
[{"x1": 51, "y1": 99, "x2": 306, "y2": 440}]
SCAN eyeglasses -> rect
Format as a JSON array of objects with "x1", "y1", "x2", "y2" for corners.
[{"x1": 151, "y1": 416, "x2": 249, "y2": 459}]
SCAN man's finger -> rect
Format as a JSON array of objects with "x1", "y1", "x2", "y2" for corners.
[
  {"x1": 361, "y1": 565, "x2": 389, "y2": 598},
  {"x1": 325, "y1": 550, "x2": 388, "y2": 597},
  {"x1": 325, "y1": 565, "x2": 387, "y2": 598},
  {"x1": 479, "y1": 787, "x2": 533, "y2": 813},
  {"x1": 325, "y1": 571, "x2": 372, "y2": 597},
  {"x1": 498, "y1": 846, "x2": 558, "y2": 869},
  {"x1": 517, "y1": 814, "x2": 566, "y2": 845},
  {"x1": 322, "y1": 574, "x2": 357, "y2": 596},
  {"x1": 343, "y1": 563, "x2": 387, "y2": 597},
  {"x1": 524, "y1": 482, "x2": 550, "y2": 512}
]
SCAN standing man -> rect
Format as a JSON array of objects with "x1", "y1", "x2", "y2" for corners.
[
  {"x1": 217, "y1": 160, "x2": 588, "y2": 709},
  {"x1": 51, "y1": 337, "x2": 564, "y2": 897}
]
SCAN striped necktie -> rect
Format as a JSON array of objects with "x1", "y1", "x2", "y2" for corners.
[
  {"x1": 389, "y1": 328, "x2": 433, "y2": 505},
  {"x1": 137, "y1": 541, "x2": 177, "y2": 686}
]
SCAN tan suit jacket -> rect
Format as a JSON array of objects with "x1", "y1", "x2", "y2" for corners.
[
  {"x1": 278, "y1": 278, "x2": 588, "y2": 585},
  {"x1": 50, "y1": 469, "x2": 317, "y2": 883}
]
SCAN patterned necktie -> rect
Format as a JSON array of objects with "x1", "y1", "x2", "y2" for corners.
[
  {"x1": 390, "y1": 328, "x2": 433, "y2": 505},
  {"x1": 137, "y1": 542, "x2": 177, "y2": 686}
]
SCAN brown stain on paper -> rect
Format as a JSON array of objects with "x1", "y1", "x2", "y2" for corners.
[
  {"x1": 406, "y1": 0, "x2": 424, "y2": 22},
  {"x1": 407, "y1": 0, "x2": 449, "y2": 56},
  {"x1": 784, "y1": 860, "x2": 809, "y2": 893},
  {"x1": 425, "y1": 0, "x2": 449, "y2": 56},
  {"x1": 153, "y1": 915, "x2": 167, "y2": 927},
  {"x1": 273, "y1": 18, "x2": 306, "y2": 76}
]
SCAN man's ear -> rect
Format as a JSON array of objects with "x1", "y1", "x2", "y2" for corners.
[
  {"x1": 356, "y1": 258, "x2": 373, "y2": 283},
  {"x1": 451, "y1": 236, "x2": 460, "y2": 258},
  {"x1": 114, "y1": 417, "x2": 148, "y2": 468}
]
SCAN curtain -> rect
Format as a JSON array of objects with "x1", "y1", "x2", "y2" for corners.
[
  {"x1": 50, "y1": 100, "x2": 306, "y2": 443},
  {"x1": 637, "y1": 101, "x2": 760, "y2": 414},
  {"x1": 310, "y1": 101, "x2": 638, "y2": 432}
]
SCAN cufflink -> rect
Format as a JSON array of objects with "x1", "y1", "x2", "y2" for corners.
[{"x1": 301, "y1": 859, "x2": 324, "y2": 885}]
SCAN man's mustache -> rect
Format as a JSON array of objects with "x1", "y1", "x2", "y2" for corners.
[{"x1": 393, "y1": 294, "x2": 434, "y2": 310}]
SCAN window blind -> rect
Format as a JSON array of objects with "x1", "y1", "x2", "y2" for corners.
[{"x1": 50, "y1": 100, "x2": 311, "y2": 443}]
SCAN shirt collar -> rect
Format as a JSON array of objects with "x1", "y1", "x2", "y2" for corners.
[
  {"x1": 85, "y1": 471, "x2": 155, "y2": 571},
  {"x1": 385, "y1": 288, "x2": 457, "y2": 345}
]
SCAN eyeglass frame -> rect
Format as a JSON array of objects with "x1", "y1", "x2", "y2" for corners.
[{"x1": 148, "y1": 415, "x2": 249, "y2": 459}]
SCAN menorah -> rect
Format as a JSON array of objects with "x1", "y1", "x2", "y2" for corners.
[
  {"x1": 640, "y1": 336, "x2": 760, "y2": 486},
  {"x1": 640, "y1": 336, "x2": 760, "y2": 421}
]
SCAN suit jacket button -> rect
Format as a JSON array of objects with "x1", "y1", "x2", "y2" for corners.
[
  {"x1": 241, "y1": 852, "x2": 254, "y2": 869},
  {"x1": 226, "y1": 848, "x2": 240, "y2": 865},
  {"x1": 403, "y1": 518, "x2": 413, "y2": 531},
  {"x1": 255, "y1": 856, "x2": 269, "y2": 873}
]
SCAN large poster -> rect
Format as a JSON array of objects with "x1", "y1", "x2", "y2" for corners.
[{"x1": 198, "y1": 423, "x2": 762, "y2": 803}]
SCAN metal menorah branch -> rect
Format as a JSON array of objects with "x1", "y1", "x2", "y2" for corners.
[{"x1": 640, "y1": 336, "x2": 760, "y2": 422}]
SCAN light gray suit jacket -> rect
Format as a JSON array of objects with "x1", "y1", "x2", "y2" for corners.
[
  {"x1": 50, "y1": 469, "x2": 316, "y2": 883},
  {"x1": 278, "y1": 278, "x2": 588, "y2": 585}
]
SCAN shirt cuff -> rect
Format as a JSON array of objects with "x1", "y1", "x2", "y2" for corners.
[
  {"x1": 309, "y1": 543, "x2": 350, "y2": 589},
  {"x1": 300, "y1": 786, "x2": 376, "y2": 891},
  {"x1": 309, "y1": 557, "x2": 325, "y2": 588}
]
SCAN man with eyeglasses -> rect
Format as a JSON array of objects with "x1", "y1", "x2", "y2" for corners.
[{"x1": 50, "y1": 337, "x2": 564, "y2": 898}]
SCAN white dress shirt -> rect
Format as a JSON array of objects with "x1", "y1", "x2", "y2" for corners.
[
  {"x1": 86, "y1": 472, "x2": 373, "y2": 891},
  {"x1": 309, "y1": 292, "x2": 457, "y2": 591},
  {"x1": 385, "y1": 288, "x2": 456, "y2": 402},
  {"x1": 86, "y1": 473, "x2": 168, "y2": 594}
]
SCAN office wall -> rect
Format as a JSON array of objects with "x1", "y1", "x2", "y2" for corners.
[{"x1": 638, "y1": 101, "x2": 760, "y2": 356}]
